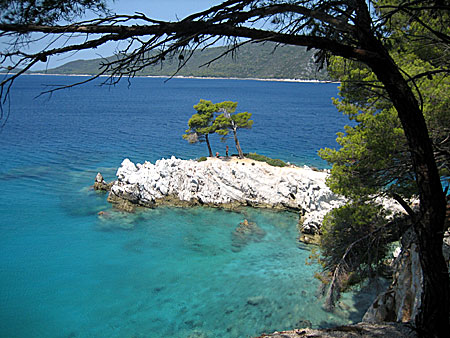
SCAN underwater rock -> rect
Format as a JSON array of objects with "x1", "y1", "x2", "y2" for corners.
[
  {"x1": 298, "y1": 233, "x2": 320, "y2": 245},
  {"x1": 186, "y1": 330, "x2": 209, "y2": 338},
  {"x1": 294, "y1": 319, "x2": 312, "y2": 328},
  {"x1": 107, "y1": 193, "x2": 137, "y2": 212},
  {"x1": 231, "y1": 219, "x2": 266, "y2": 252},
  {"x1": 97, "y1": 210, "x2": 111, "y2": 218},
  {"x1": 247, "y1": 295, "x2": 265, "y2": 306},
  {"x1": 96, "y1": 209, "x2": 138, "y2": 230}
]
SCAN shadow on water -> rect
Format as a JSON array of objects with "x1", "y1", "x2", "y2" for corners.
[
  {"x1": 347, "y1": 278, "x2": 390, "y2": 322},
  {"x1": 319, "y1": 277, "x2": 390, "y2": 327}
]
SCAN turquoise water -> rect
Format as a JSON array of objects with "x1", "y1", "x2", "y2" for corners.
[{"x1": 0, "y1": 76, "x2": 367, "y2": 337}]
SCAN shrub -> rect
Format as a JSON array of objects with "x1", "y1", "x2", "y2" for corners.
[
  {"x1": 245, "y1": 153, "x2": 287, "y2": 167},
  {"x1": 197, "y1": 156, "x2": 207, "y2": 162}
]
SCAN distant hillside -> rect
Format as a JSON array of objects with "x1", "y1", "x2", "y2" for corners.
[{"x1": 37, "y1": 43, "x2": 329, "y2": 80}]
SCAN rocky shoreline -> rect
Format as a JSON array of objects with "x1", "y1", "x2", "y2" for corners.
[
  {"x1": 94, "y1": 156, "x2": 437, "y2": 337},
  {"x1": 96, "y1": 156, "x2": 347, "y2": 235},
  {"x1": 257, "y1": 322, "x2": 418, "y2": 338}
]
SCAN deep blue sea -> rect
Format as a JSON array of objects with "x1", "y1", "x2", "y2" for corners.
[{"x1": 0, "y1": 75, "x2": 372, "y2": 338}]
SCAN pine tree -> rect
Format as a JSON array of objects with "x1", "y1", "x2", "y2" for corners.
[
  {"x1": 183, "y1": 99, "x2": 218, "y2": 157},
  {"x1": 214, "y1": 101, "x2": 253, "y2": 159}
]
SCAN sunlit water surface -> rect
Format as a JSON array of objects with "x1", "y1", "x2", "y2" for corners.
[{"x1": 0, "y1": 76, "x2": 374, "y2": 337}]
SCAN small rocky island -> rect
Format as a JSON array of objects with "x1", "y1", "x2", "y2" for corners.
[{"x1": 96, "y1": 156, "x2": 347, "y2": 234}]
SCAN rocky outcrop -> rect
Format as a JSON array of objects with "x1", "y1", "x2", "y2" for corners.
[
  {"x1": 363, "y1": 226, "x2": 450, "y2": 325},
  {"x1": 106, "y1": 157, "x2": 346, "y2": 233},
  {"x1": 256, "y1": 322, "x2": 417, "y2": 337},
  {"x1": 93, "y1": 172, "x2": 113, "y2": 191},
  {"x1": 363, "y1": 232, "x2": 422, "y2": 323}
]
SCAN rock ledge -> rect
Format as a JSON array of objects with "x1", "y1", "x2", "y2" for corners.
[
  {"x1": 106, "y1": 156, "x2": 346, "y2": 233},
  {"x1": 256, "y1": 322, "x2": 417, "y2": 338}
]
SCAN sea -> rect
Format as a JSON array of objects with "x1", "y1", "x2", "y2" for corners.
[{"x1": 0, "y1": 75, "x2": 375, "y2": 338}]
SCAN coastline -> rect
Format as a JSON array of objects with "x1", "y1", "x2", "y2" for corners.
[
  {"x1": 98, "y1": 156, "x2": 347, "y2": 235},
  {"x1": 4, "y1": 72, "x2": 339, "y2": 84},
  {"x1": 99, "y1": 155, "x2": 408, "y2": 236}
]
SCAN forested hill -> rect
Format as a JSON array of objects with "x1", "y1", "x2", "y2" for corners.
[{"x1": 35, "y1": 43, "x2": 329, "y2": 80}]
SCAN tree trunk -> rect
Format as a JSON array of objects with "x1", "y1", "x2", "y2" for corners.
[
  {"x1": 351, "y1": 2, "x2": 449, "y2": 334},
  {"x1": 205, "y1": 134, "x2": 213, "y2": 157},
  {"x1": 233, "y1": 128, "x2": 244, "y2": 159},
  {"x1": 368, "y1": 51, "x2": 449, "y2": 337}
]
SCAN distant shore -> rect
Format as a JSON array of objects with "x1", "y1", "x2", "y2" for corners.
[{"x1": 5, "y1": 72, "x2": 339, "y2": 84}]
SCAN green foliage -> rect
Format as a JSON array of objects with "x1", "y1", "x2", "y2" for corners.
[
  {"x1": 196, "y1": 156, "x2": 207, "y2": 162},
  {"x1": 316, "y1": 0, "x2": 450, "y2": 303},
  {"x1": 183, "y1": 99, "x2": 219, "y2": 157},
  {"x1": 213, "y1": 101, "x2": 253, "y2": 158},
  {"x1": 213, "y1": 101, "x2": 238, "y2": 136},
  {"x1": 213, "y1": 101, "x2": 253, "y2": 138},
  {"x1": 376, "y1": 0, "x2": 449, "y2": 70},
  {"x1": 183, "y1": 99, "x2": 254, "y2": 158},
  {"x1": 318, "y1": 106, "x2": 415, "y2": 199},
  {"x1": 246, "y1": 153, "x2": 287, "y2": 167},
  {"x1": 319, "y1": 2, "x2": 450, "y2": 200},
  {"x1": 0, "y1": 0, "x2": 108, "y2": 25},
  {"x1": 320, "y1": 202, "x2": 391, "y2": 285},
  {"x1": 183, "y1": 99, "x2": 217, "y2": 143},
  {"x1": 234, "y1": 112, "x2": 254, "y2": 129}
]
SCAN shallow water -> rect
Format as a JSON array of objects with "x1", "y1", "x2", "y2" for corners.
[
  {"x1": 0, "y1": 171, "x2": 356, "y2": 337},
  {"x1": 0, "y1": 76, "x2": 371, "y2": 337}
]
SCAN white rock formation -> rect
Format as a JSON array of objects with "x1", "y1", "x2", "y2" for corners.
[
  {"x1": 363, "y1": 228, "x2": 450, "y2": 324},
  {"x1": 363, "y1": 231, "x2": 423, "y2": 323},
  {"x1": 108, "y1": 156, "x2": 346, "y2": 233}
]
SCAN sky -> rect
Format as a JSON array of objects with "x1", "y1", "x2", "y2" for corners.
[
  {"x1": 21, "y1": 0, "x2": 225, "y2": 69},
  {"x1": 112, "y1": 0, "x2": 222, "y2": 20}
]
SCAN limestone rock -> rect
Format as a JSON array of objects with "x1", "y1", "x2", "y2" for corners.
[
  {"x1": 257, "y1": 322, "x2": 417, "y2": 338},
  {"x1": 364, "y1": 224, "x2": 450, "y2": 326},
  {"x1": 95, "y1": 172, "x2": 103, "y2": 183},
  {"x1": 107, "y1": 191, "x2": 137, "y2": 212},
  {"x1": 363, "y1": 230, "x2": 423, "y2": 324},
  {"x1": 105, "y1": 157, "x2": 410, "y2": 238},
  {"x1": 443, "y1": 229, "x2": 450, "y2": 267},
  {"x1": 107, "y1": 157, "x2": 347, "y2": 233},
  {"x1": 93, "y1": 172, "x2": 114, "y2": 191}
]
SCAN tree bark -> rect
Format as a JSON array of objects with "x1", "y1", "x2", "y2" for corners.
[
  {"x1": 205, "y1": 134, "x2": 213, "y2": 157},
  {"x1": 233, "y1": 128, "x2": 244, "y2": 159},
  {"x1": 367, "y1": 48, "x2": 449, "y2": 338},
  {"x1": 349, "y1": 2, "x2": 449, "y2": 333}
]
